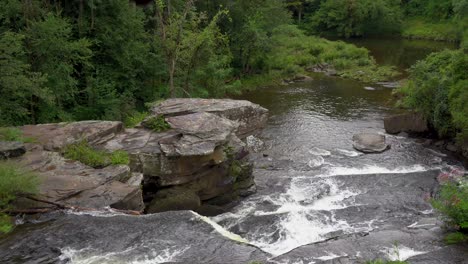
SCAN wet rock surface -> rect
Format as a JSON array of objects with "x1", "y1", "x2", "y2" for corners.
[
  {"x1": 384, "y1": 112, "x2": 429, "y2": 135},
  {"x1": 352, "y1": 133, "x2": 389, "y2": 153},
  {"x1": 0, "y1": 211, "x2": 269, "y2": 264}
]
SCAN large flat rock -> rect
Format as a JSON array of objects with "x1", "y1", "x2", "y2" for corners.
[
  {"x1": 17, "y1": 150, "x2": 143, "y2": 211},
  {"x1": 149, "y1": 98, "x2": 269, "y2": 138},
  {"x1": 21, "y1": 121, "x2": 123, "y2": 151},
  {"x1": 0, "y1": 211, "x2": 270, "y2": 264}
]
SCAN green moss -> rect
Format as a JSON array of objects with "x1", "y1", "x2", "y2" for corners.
[
  {"x1": 124, "y1": 111, "x2": 149, "y2": 128},
  {"x1": 0, "y1": 161, "x2": 39, "y2": 234},
  {"x1": 145, "y1": 116, "x2": 171, "y2": 132},
  {"x1": 63, "y1": 141, "x2": 129, "y2": 168},
  {"x1": 0, "y1": 127, "x2": 36, "y2": 143},
  {"x1": 445, "y1": 232, "x2": 468, "y2": 245}
]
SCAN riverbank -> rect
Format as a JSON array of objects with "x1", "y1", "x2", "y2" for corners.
[{"x1": 402, "y1": 18, "x2": 461, "y2": 42}]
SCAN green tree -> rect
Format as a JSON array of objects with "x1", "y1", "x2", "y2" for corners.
[{"x1": 0, "y1": 31, "x2": 46, "y2": 126}]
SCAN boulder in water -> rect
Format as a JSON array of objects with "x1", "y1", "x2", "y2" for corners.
[
  {"x1": 384, "y1": 112, "x2": 428, "y2": 134},
  {"x1": 352, "y1": 133, "x2": 389, "y2": 153}
]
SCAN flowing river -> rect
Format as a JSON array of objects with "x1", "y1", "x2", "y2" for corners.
[
  {"x1": 0, "y1": 38, "x2": 465, "y2": 264},
  {"x1": 212, "y1": 38, "x2": 466, "y2": 262}
]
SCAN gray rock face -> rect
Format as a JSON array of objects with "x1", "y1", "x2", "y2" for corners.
[
  {"x1": 21, "y1": 121, "x2": 123, "y2": 151},
  {"x1": 384, "y1": 112, "x2": 428, "y2": 134},
  {"x1": 7, "y1": 99, "x2": 267, "y2": 215},
  {"x1": 148, "y1": 98, "x2": 269, "y2": 138},
  {"x1": 0, "y1": 211, "x2": 270, "y2": 264},
  {"x1": 16, "y1": 150, "x2": 143, "y2": 212},
  {"x1": 0, "y1": 141, "x2": 26, "y2": 159},
  {"x1": 352, "y1": 133, "x2": 389, "y2": 153}
]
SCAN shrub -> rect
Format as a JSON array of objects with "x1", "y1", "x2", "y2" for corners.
[
  {"x1": 145, "y1": 116, "x2": 171, "y2": 132},
  {"x1": 432, "y1": 180, "x2": 468, "y2": 232},
  {"x1": 124, "y1": 111, "x2": 148, "y2": 128},
  {"x1": 444, "y1": 232, "x2": 468, "y2": 244},
  {"x1": 397, "y1": 50, "x2": 468, "y2": 143},
  {"x1": 63, "y1": 141, "x2": 129, "y2": 168},
  {"x1": 0, "y1": 161, "x2": 39, "y2": 234}
]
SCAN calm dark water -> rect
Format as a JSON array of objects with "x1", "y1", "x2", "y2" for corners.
[{"x1": 344, "y1": 37, "x2": 459, "y2": 73}]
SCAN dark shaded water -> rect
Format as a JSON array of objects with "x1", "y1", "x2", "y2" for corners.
[{"x1": 344, "y1": 37, "x2": 458, "y2": 73}]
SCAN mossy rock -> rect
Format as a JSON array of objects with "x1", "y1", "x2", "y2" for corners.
[{"x1": 146, "y1": 188, "x2": 201, "y2": 214}]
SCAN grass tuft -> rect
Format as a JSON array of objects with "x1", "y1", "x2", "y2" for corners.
[
  {"x1": 124, "y1": 111, "x2": 148, "y2": 128},
  {"x1": 0, "y1": 161, "x2": 39, "y2": 234},
  {"x1": 0, "y1": 127, "x2": 35, "y2": 143},
  {"x1": 63, "y1": 141, "x2": 129, "y2": 168},
  {"x1": 144, "y1": 116, "x2": 171, "y2": 132}
]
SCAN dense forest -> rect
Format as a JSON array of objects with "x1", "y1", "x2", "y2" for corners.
[{"x1": 0, "y1": 0, "x2": 466, "y2": 128}]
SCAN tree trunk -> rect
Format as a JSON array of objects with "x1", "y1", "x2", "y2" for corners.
[{"x1": 169, "y1": 58, "x2": 176, "y2": 98}]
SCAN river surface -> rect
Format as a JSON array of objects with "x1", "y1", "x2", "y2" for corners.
[
  {"x1": 1, "y1": 38, "x2": 466, "y2": 264},
  {"x1": 211, "y1": 38, "x2": 466, "y2": 262}
]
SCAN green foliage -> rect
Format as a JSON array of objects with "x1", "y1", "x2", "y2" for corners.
[
  {"x1": 444, "y1": 232, "x2": 468, "y2": 244},
  {"x1": 124, "y1": 112, "x2": 149, "y2": 128},
  {"x1": 110, "y1": 150, "x2": 130, "y2": 166},
  {"x1": 402, "y1": 18, "x2": 460, "y2": 42},
  {"x1": 397, "y1": 50, "x2": 468, "y2": 142},
  {"x1": 432, "y1": 181, "x2": 468, "y2": 231},
  {"x1": 308, "y1": 0, "x2": 402, "y2": 38},
  {"x1": 63, "y1": 141, "x2": 129, "y2": 168},
  {"x1": 0, "y1": 127, "x2": 35, "y2": 143},
  {"x1": 144, "y1": 116, "x2": 171, "y2": 132},
  {"x1": 0, "y1": 161, "x2": 39, "y2": 234},
  {"x1": 264, "y1": 25, "x2": 398, "y2": 82}
]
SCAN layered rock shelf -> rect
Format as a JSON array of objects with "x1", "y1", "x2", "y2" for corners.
[{"x1": 3, "y1": 99, "x2": 268, "y2": 215}]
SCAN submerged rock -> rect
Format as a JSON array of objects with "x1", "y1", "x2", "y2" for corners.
[
  {"x1": 0, "y1": 141, "x2": 26, "y2": 159},
  {"x1": 384, "y1": 112, "x2": 428, "y2": 134},
  {"x1": 352, "y1": 133, "x2": 389, "y2": 153},
  {"x1": 0, "y1": 211, "x2": 269, "y2": 264}
]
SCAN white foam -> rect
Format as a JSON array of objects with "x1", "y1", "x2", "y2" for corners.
[
  {"x1": 309, "y1": 147, "x2": 331, "y2": 156},
  {"x1": 65, "y1": 207, "x2": 133, "y2": 218},
  {"x1": 315, "y1": 253, "x2": 346, "y2": 261},
  {"x1": 335, "y1": 149, "x2": 361, "y2": 157},
  {"x1": 407, "y1": 222, "x2": 436, "y2": 229},
  {"x1": 381, "y1": 245, "x2": 427, "y2": 261},
  {"x1": 247, "y1": 179, "x2": 359, "y2": 255},
  {"x1": 322, "y1": 164, "x2": 432, "y2": 177},
  {"x1": 60, "y1": 245, "x2": 188, "y2": 264},
  {"x1": 193, "y1": 212, "x2": 249, "y2": 243},
  {"x1": 308, "y1": 156, "x2": 325, "y2": 168}
]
